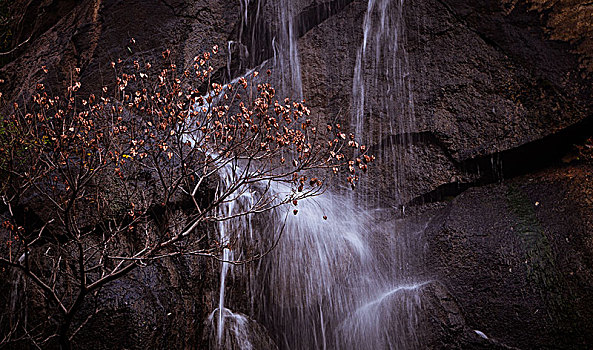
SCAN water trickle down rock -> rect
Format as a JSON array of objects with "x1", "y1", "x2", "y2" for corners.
[{"x1": 352, "y1": 0, "x2": 416, "y2": 207}]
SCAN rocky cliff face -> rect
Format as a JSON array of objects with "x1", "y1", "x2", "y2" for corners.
[
  {"x1": 422, "y1": 163, "x2": 593, "y2": 349},
  {"x1": 1, "y1": 0, "x2": 592, "y2": 348}
]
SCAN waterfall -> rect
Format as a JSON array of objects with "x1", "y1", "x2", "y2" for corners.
[
  {"x1": 275, "y1": 0, "x2": 303, "y2": 100},
  {"x1": 213, "y1": 159, "x2": 257, "y2": 344},
  {"x1": 252, "y1": 192, "x2": 428, "y2": 349},
  {"x1": 209, "y1": 309, "x2": 254, "y2": 350},
  {"x1": 352, "y1": 0, "x2": 415, "y2": 205},
  {"x1": 208, "y1": 0, "x2": 427, "y2": 348},
  {"x1": 233, "y1": 0, "x2": 303, "y2": 100},
  {"x1": 207, "y1": 151, "x2": 427, "y2": 350}
]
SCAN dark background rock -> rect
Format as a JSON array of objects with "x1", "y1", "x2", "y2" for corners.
[{"x1": 421, "y1": 163, "x2": 593, "y2": 349}]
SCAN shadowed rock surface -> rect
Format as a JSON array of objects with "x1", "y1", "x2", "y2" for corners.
[{"x1": 421, "y1": 163, "x2": 593, "y2": 349}]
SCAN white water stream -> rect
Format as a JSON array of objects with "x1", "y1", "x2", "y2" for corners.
[{"x1": 352, "y1": 0, "x2": 416, "y2": 205}]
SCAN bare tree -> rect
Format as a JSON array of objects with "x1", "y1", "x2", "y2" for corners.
[{"x1": 0, "y1": 45, "x2": 373, "y2": 349}]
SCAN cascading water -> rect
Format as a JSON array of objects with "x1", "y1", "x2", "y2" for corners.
[
  {"x1": 210, "y1": 0, "x2": 428, "y2": 348},
  {"x1": 252, "y1": 192, "x2": 428, "y2": 349},
  {"x1": 211, "y1": 160, "x2": 257, "y2": 346},
  {"x1": 352, "y1": 0, "x2": 415, "y2": 205},
  {"x1": 233, "y1": 0, "x2": 303, "y2": 99},
  {"x1": 274, "y1": 0, "x2": 303, "y2": 100}
]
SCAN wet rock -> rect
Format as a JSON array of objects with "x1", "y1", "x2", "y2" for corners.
[{"x1": 422, "y1": 162, "x2": 593, "y2": 349}]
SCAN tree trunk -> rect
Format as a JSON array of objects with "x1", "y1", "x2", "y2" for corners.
[{"x1": 58, "y1": 319, "x2": 72, "y2": 350}]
